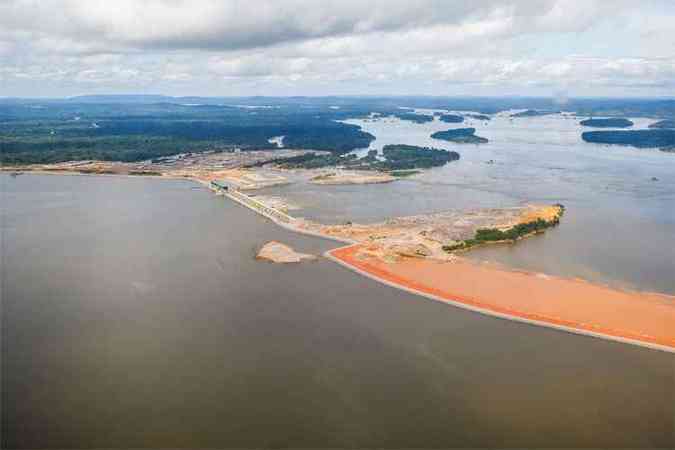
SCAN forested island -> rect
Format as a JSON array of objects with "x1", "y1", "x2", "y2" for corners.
[
  {"x1": 253, "y1": 144, "x2": 459, "y2": 171},
  {"x1": 649, "y1": 120, "x2": 675, "y2": 129},
  {"x1": 438, "y1": 114, "x2": 464, "y2": 123},
  {"x1": 391, "y1": 112, "x2": 434, "y2": 123},
  {"x1": 580, "y1": 118, "x2": 634, "y2": 128},
  {"x1": 582, "y1": 129, "x2": 675, "y2": 148},
  {"x1": 379, "y1": 145, "x2": 459, "y2": 170},
  {"x1": 431, "y1": 128, "x2": 488, "y2": 144}
]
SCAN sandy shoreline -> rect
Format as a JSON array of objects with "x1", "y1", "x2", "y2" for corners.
[{"x1": 327, "y1": 244, "x2": 675, "y2": 353}]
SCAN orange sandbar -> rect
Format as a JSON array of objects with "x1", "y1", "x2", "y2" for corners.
[{"x1": 328, "y1": 245, "x2": 675, "y2": 352}]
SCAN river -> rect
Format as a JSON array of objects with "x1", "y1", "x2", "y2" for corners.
[
  {"x1": 2, "y1": 173, "x2": 673, "y2": 448},
  {"x1": 258, "y1": 113, "x2": 675, "y2": 294}
]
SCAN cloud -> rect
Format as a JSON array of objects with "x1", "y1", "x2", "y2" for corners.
[{"x1": 0, "y1": 0, "x2": 673, "y2": 96}]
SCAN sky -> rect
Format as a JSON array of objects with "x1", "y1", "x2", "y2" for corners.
[{"x1": 1, "y1": 0, "x2": 674, "y2": 98}]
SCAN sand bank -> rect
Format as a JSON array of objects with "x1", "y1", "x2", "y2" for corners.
[{"x1": 327, "y1": 244, "x2": 675, "y2": 353}]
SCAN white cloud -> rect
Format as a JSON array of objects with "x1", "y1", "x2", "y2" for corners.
[{"x1": 0, "y1": 0, "x2": 673, "y2": 96}]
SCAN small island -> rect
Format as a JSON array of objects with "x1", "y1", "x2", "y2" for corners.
[
  {"x1": 378, "y1": 145, "x2": 459, "y2": 170},
  {"x1": 649, "y1": 120, "x2": 675, "y2": 129},
  {"x1": 255, "y1": 145, "x2": 459, "y2": 171},
  {"x1": 392, "y1": 112, "x2": 434, "y2": 124},
  {"x1": 431, "y1": 128, "x2": 488, "y2": 144},
  {"x1": 438, "y1": 114, "x2": 464, "y2": 123},
  {"x1": 580, "y1": 118, "x2": 634, "y2": 128},
  {"x1": 582, "y1": 129, "x2": 675, "y2": 148},
  {"x1": 256, "y1": 241, "x2": 316, "y2": 263}
]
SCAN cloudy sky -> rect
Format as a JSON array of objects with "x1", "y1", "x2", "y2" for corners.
[{"x1": 1, "y1": 0, "x2": 674, "y2": 98}]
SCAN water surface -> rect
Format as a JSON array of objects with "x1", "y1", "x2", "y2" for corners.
[
  {"x1": 260, "y1": 114, "x2": 675, "y2": 294},
  {"x1": 2, "y1": 173, "x2": 673, "y2": 448}
]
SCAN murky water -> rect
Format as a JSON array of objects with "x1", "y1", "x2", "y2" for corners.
[
  {"x1": 1, "y1": 173, "x2": 673, "y2": 448},
  {"x1": 260, "y1": 114, "x2": 675, "y2": 294}
]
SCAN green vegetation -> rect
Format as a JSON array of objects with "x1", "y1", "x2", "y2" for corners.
[
  {"x1": 431, "y1": 128, "x2": 488, "y2": 144},
  {"x1": 0, "y1": 101, "x2": 375, "y2": 164},
  {"x1": 2, "y1": 95, "x2": 672, "y2": 165},
  {"x1": 128, "y1": 170, "x2": 162, "y2": 176},
  {"x1": 649, "y1": 120, "x2": 675, "y2": 129},
  {"x1": 443, "y1": 205, "x2": 565, "y2": 252},
  {"x1": 438, "y1": 114, "x2": 464, "y2": 123},
  {"x1": 253, "y1": 144, "x2": 459, "y2": 171},
  {"x1": 390, "y1": 169, "x2": 422, "y2": 177},
  {"x1": 582, "y1": 129, "x2": 675, "y2": 148},
  {"x1": 377, "y1": 144, "x2": 459, "y2": 170},
  {"x1": 580, "y1": 118, "x2": 634, "y2": 128},
  {"x1": 392, "y1": 112, "x2": 434, "y2": 123},
  {"x1": 258, "y1": 152, "x2": 354, "y2": 169}
]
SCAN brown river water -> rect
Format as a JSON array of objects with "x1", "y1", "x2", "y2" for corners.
[{"x1": 2, "y1": 173, "x2": 673, "y2": 448}]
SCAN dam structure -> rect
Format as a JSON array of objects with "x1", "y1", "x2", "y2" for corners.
[
  {"x1": 209, "y1": 180, "x2": 354, "y2": 244},
  {"x1": 210, "y1": 180, "x2": 293, "y2": 224}
]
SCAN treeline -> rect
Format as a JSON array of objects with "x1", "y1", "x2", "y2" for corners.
[
  {"x1": 580, "y1": 118, "x2": 633, "y2": 128},
  {"x1": 251, "y1": 144, "x2": 460, "y2": 171},
  {"x1": 378, "y1": 145, "x2": 459, "y2": 170},
  {"x1": 431, "y1": 128, "x2": 488, "y2": 144},
  {"x1": 443, "y1": 205, "x2": 565, "y2": 252},
  {"x1": 438, "y1": 114, "x2": 464, "y2": 123},
  {"x1": 581, "y1": 129, "x2": 675, "y2": 148},
  {"x1": 0, "y1": 102, "x2": 375, "y2": 164}
]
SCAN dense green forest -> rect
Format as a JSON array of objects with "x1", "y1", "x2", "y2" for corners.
[
  {"x1": 378, "y1": 145, "x2": 459, "y2": 170},
  {"x1": 582, "y1": 129, "x2": 675, "y2": 148},
  {"x1": 2, "y1": 96, "x2": 673, "y2": 164},
  {"x1": 580, "y1": 118, "x2": 634, "y2": 128},
  {"x1": 248, "y1": 144, "x2": 459, "y2": 171},
  {"x1": 391, "y1": 112, "x2": 434, "y2": 123},
  {"x1": 431, "y1": 128, "x2": 488, "y2": 144},
  {"x1": 0, "y1": 102, "x2": 376, "y2": 164}
]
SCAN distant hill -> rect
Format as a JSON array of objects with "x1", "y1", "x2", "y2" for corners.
[
  {"x1": 511, "y1": 109, "x2": 559, "y2": 118},
  {"x1": 582, "y1": 129, "x2": 675, "y2": 148},
  {"x1": 580, "y1": 118, "x2": 634, "y2": 128},
  {"x1": 68, "y1": 95, "x2": 175, "y2": 103}
]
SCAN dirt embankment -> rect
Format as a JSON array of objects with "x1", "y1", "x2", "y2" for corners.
[
  {"x1": 309, "y1": 171, "x2": 396, "y2": 185},
  {"x1": 328, "y1": 244, "x2": 675, "y2": 352},
  {"x1": 296, "y1": 204, "x2": 562, "y2": 262}
]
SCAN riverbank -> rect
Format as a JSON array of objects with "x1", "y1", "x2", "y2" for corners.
[{"x1": 327, "y1": 244, "x2": 675, "y2": 353}]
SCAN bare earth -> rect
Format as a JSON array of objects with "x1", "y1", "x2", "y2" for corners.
[
  {"x1": 297, "y1": 204, "x2": 562, "y2": 261},
  {"x1": 309, "y1": 170, "x2": 396, "y2": 185},
  {"x1": 329, "y1": 244, "x2": 675, "y2": 352},
  {"x1": 256, "y1": 241, "x2": 317, "y2": 263}
]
